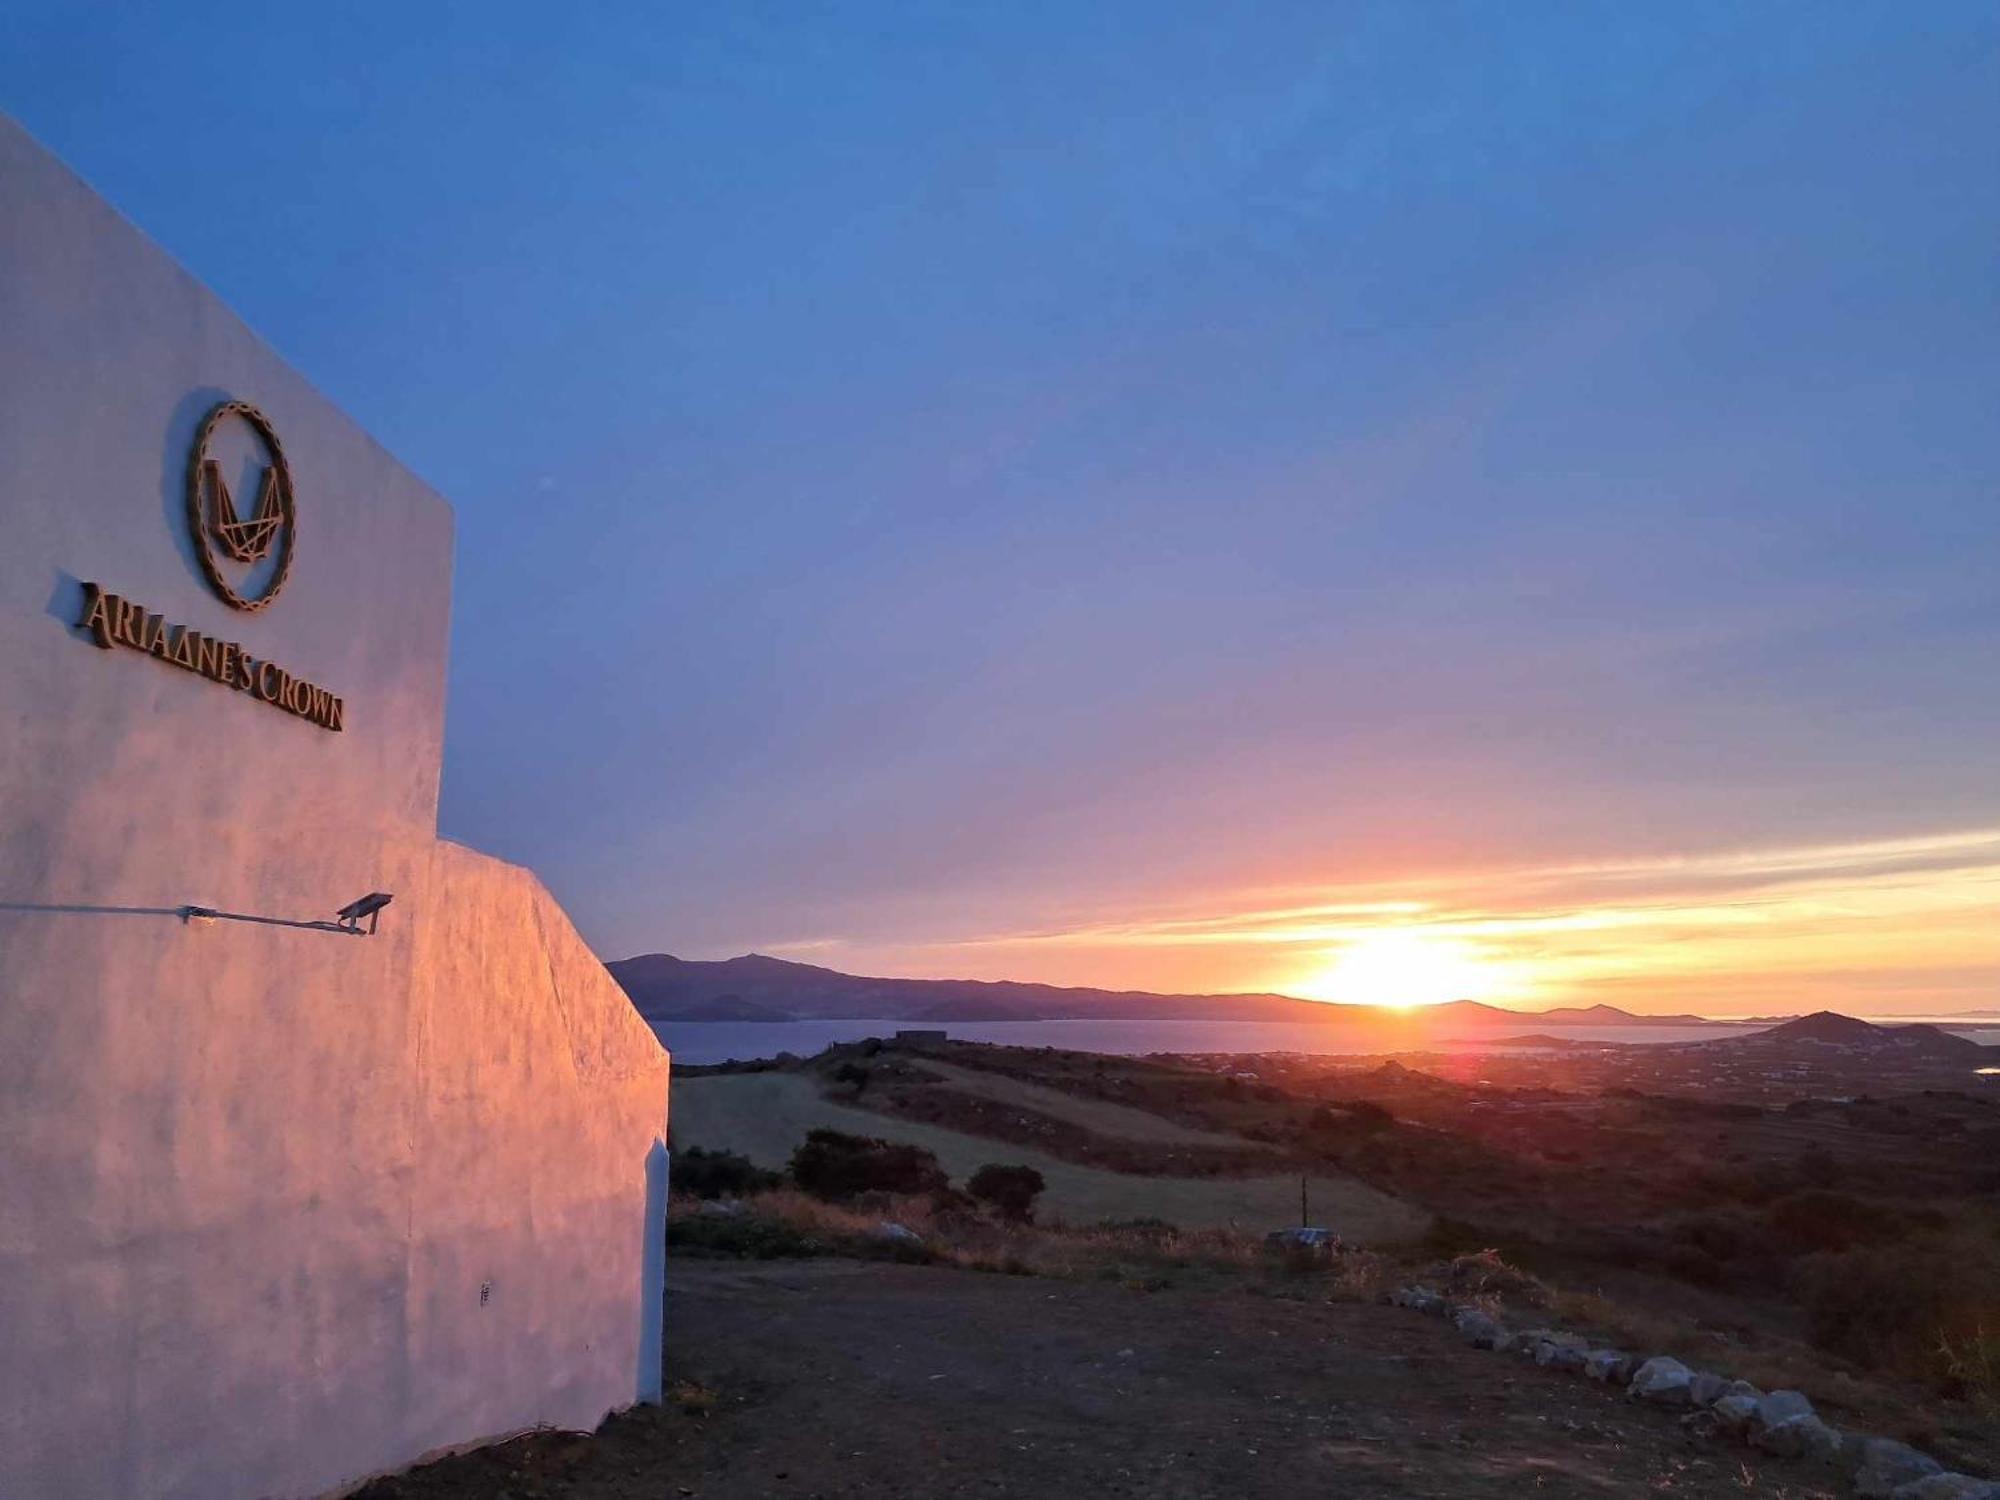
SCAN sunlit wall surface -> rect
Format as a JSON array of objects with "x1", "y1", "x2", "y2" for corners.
[{"x1": 0, "y1": 114, "x2": 670, "y2": 1500}]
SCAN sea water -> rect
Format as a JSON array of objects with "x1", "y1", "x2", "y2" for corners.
[{"x1": 647, "y1": 1017, "x2": 1764, "y2": 1066}]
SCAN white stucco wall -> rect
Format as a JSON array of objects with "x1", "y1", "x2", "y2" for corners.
[{"x1": 0, "y1": 113, "x2": 670, "y2": 1499}]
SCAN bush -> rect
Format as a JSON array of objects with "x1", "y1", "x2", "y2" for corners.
[
  {"x1": 671, "y1": 1146, "x2": 782, "y2": 1200},
  {"x1": 1767, "y1": 1190, "x2": 1904, "y2": 1256},
  {"x1": 1423, "y1": 1217, "x2": 1500, "y2": 1257},
  {"x1": 668, "y1": 1211, "x2": 821, "y2": 1259},
  {"x1": 789, "y1": 1128, "x2": 949, "y2": 1201},
  {"x1": 968, "y1": 1163, "x2": 1047, "y2": 1223},
  {"x1": 1671, "y1": 1207, "x2": 1774, "y2": 1270},
  {"x1": 1340, "y1": 1099, "x2": 1396, "y2": 1131},
  {"x1": 1433, "y1": 1248, "x2": 1550, "y2": 1306},
  {"x1": 1306, "y1": 1101, "x2": 1395, "y2": 1143},
  {"x1": 1794, "y1": 1232, "x2": 2000, "y2": 1394}
]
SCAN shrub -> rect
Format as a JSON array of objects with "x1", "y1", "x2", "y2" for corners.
[
  {"x1": 789, "y1": 1128, "x2": 949, "y2": 1201},
  {"x1": 1671, "y1": 1207, "x2": 1774, "y2": 1270},
  {"x1": 1794, "y1": 1146, "x2": 1841, "y2": 1189},
  {"x1": 1434, "y1": 1248, "x2": 1550, "y2": 1307},
  {"x1": 668, "y1": 1211, "x2": 821, "y2": 1259},
  {"x1": 1423, "y1": 1217, "x2": 1499, "y2": 1257},
  {"x1": 670, "y1": 1146, "x2": 782, "y2": 1200},
  {"x1": 1767, "y1": 1190, "x2": 1904, "y2": 1256},
  {"x1": 1306, "y1": 1101, "x2": 1394, "y2": 1142},
  {"x1": 1341, "y1": 1099, "x2": 1396, "y2": 1131},
  {"x1": 1793, "y1": 1232, "x2": 2000, "y2": 1394},
  {"x1": 968, "y1": 1163, "x2": 1047, "y2": 1223}
]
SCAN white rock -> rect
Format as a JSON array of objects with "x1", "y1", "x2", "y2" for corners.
[
  {"x1": 1711, "y1": 1393, "x2": 1760, "y2": 1434},
  {"x1": 1756, "y1": 1389, "x2": 1816, "y2": 1428},
  {"x1": 1856, "y1": 1439, "x2": 1946, "y2": 1498},
  {"x1": 1511, "y1": 1328, "x2": 1554, "y2": 1357},
  {"x1": 1680, "y1": 1408, "x2": 1722, "y2": 1439},
  {"x1": 1457, "y1": 1312, "x2": 1505, "y2": 1349},
  {"x1": 1629, "y1": 1356, "x2": 1694, "y2": 1404},
  {"x1": 1891, "y1": 1476, "x2": 2000, "y2": 1500},
  {"x1": 1545, "y1": 1343, "x2": 1587, "y2": 1374},
  {"x1": 1752, "y1": 1414, "x2": 1842, "y2": 1464},
  {"x1": 1529, "y1": 1332, "x2": 1586, "y2": 1368},
  {"x1": 1584, "y1": 1349, "x2": 1631, "y2": 1384},
  {"x1": 1689, "y1": 1370, "x2": 1727, "y2": 1407}
]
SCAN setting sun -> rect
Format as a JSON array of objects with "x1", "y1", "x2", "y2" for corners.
[{"x1": 1291, "y1": 931, "x2": 1512, "y2": 1010}]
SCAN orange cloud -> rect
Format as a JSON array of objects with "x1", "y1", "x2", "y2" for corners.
[{"x1": 766, "y1": 827, "x2": 2000, "y2": 1017}]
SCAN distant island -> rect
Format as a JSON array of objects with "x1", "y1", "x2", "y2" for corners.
[{"x1": 607, "y1": 951, "x2": 1754, "y2": 1029}]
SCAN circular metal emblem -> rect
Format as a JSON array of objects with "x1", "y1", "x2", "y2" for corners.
[{"x1": 186, "y1": 400, "x2": 296, "y2": 611}]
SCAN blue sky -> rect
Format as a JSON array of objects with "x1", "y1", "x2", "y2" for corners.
[{"x1": 5, "y1": 4, "x2": 1997, "y2": 1008}]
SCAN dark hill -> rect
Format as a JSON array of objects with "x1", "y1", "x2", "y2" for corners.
[
  {"x1": 1745, "y1": 1010, "x2": 1985, "y2": 1057},
  {"x1": 608, "y1": 952, "x2": 1336, "y2": 1024},
  {"x1": 607, "y1": 952, "x2": 1725, "y2": 1029},
  {"x1": 649, "y1": 992, "x2": 796, "y2": 1022}
]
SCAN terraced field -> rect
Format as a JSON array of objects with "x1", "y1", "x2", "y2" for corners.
[
  {"x1": 900, "y1": 1058, "x2": 1274, "y2": 1146},
  {"x1": 672, "y1": 1071, "x2": 1428, "y2": 1243}
]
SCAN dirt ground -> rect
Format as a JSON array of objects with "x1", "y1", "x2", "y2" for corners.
[{"x1": 359, "y1": 1258, "x2": 1845, "y2": 1500}]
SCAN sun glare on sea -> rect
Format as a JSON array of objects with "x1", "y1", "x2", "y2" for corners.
[{"x1": 1292, "y1": 931, "x2": 1507, "y2": 1010}]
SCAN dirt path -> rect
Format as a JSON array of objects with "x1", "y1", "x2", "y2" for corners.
[{"x1": 362, "y1": 1259, "x2": 1840, "y2": 1499}]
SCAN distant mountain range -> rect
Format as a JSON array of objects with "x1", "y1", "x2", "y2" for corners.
[{"x1": 606, "y1": 952, "x2": 1735, "y2": 1029}]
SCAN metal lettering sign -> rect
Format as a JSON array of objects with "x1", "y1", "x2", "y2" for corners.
[
  {"x1": 187, "y1": 400, "x2": 296, "y2": 611},
  {"x1": 70, "y1": 399, "x2": 344, "y2": 731}
]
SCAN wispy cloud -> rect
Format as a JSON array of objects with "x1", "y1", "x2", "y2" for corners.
[{"x1": 818, "y1": 828, "x2": 2000, "y2": 1015}]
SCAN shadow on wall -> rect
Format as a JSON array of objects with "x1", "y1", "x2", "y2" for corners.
[
  {"x1": 0, "y1": 901, "x2": 377, "y2": 936},
  {"x1": 0, "y1": 901, "x2": 189, "y2": 919},
  {"x1": 161, "y1": 386, "x2": 229, "y2": 593},
  {"x1": 637, "y1": 1139, "x2": 668, "y2": 1405}
]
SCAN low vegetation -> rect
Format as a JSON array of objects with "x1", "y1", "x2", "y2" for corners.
[
  {"x1": 671, "y1": 1067, "x2": 1428, "y2": 1238},
  {"x1": 788, "y1": 1127, "x2": 950, "y2": 1201},
  {"x1": 669, "y1": 1145, "x2": 780, "y2": 1200},
  {"x1": 670, "y1": 1031, "x2": 2000, "y2": 1467},
  {"x1": 669, "y1": 1185, "x2": 1393, "y2": 1297},
  {"x1": 968, "y1": 1163, "x2": 1046, "y2": 1223}
]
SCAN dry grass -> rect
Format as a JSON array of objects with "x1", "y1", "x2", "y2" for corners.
[
  {"x1": 666, "y1": 1381, "x2": 719, "y2": 1416},
  {"x1": 673, "y1": 1072, "x2": 1428, "y2": 1242},
  {"x1": 669, "y1": 1186, "x2": 1397, "y2": 1297},
  {"x1": 1435, "y1": 1248, "x2": 1552, "y2": 1308}
]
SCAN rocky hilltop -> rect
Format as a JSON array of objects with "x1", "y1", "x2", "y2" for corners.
[{"x1": 1734, "y1": 1010, "x2": 1986, "y2": 1057}]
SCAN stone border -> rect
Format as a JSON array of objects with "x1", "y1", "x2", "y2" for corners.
[{"x1": 1388, "y1": 1285, "x2": 1990, "y2": 1499}]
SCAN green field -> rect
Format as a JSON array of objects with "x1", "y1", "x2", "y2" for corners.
[
  {"x1": 906, "y1": 1059, "x2": 1274, "y2": 1147},
  {"x1": 672, "y1": 1072, "x2": 1429, "y2": 1243}
]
